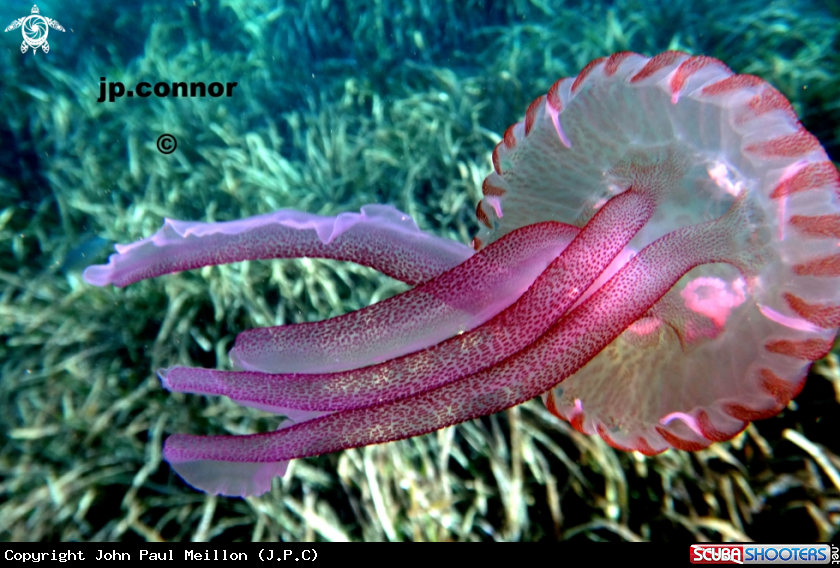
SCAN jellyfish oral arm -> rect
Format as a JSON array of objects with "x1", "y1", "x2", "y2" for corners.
[
  {"x1": 162, "y1": 187, "x2": 656, "y2": 415},
  {"x1": 162, "y1": 191, "x2": 756, "y2": 471},
  {"x1": 158, "y1": 186, "x2": 657, "y2": 496},
  {"x1": 83, "y1": 204, "x2": 474, "y2": 289},
  {"x1": 227, "y1": 216, "x2": 577, "y2": 374},
  {"x1": 85, "y1": 205, "x2": 583, "y2": 375}
]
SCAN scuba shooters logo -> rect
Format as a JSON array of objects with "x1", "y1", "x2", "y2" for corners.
[{"x1": 690, "y1": 544, "x2": 837, "y2": 564}]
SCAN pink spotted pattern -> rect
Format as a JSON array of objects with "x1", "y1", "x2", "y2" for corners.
[{"x1": 163, "y1": 188, "x2": 654, "y2": 413}]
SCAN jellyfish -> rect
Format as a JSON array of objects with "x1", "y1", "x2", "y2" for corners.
[{"x1": 85, "y1": 52, "x2": 840, "y2": 496}]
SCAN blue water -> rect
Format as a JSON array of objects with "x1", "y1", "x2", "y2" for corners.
[{"x1": 2, "y1": 0, "x2": 838, "y2": 542}]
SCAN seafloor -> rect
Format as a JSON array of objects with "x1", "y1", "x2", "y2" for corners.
[{"x1": 1, "y1": 0, "x2": 839, "y2": 541}]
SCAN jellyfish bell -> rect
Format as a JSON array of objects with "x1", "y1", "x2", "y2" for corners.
[{"x1": 478, "y1": 51, "x2": 840, "y2": 453}]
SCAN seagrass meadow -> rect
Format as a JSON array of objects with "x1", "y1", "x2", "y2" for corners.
[{"x1": 1, "y1": 0, "x2": 839, "y2": 542}]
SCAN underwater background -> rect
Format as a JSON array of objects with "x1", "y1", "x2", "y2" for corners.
[{"x1": 2, "y1": 0, "x2": 839, "y2": 542}]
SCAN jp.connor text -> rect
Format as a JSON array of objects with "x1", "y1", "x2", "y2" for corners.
[{"x1": 97, "y1": 78, "x2": 238, "y2": 103}]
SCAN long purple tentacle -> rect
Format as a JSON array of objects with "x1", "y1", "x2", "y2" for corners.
[
  {"x1": 163, "y1": 196, "x2": 757, "y2": 473},
  {"x1": 227, "y1": 218, "x2": 575, "y2": 374},
  {"x1": 83, "y1": 205, "x2": 473, "y2": 288},
  {"x1": 162, "y1": 189, "x2": 655, "y2": 412}
]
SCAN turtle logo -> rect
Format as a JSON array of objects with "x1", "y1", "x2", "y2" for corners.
[{"x1": 5, "y1": 5, "x2": 64, "y2": 54}]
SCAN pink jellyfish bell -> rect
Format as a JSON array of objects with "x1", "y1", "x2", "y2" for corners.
[{"x1": 476, "y1": 51, "x2": 840, "y2": 453}]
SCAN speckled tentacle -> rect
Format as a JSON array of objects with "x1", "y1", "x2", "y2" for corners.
[
  {"x1": 161, "y1": 189, "x2": 655, "y2": 412},
  {"x1": 84, "y1": 205, "x2": 473, "y2": 288},
  {"x1": 162, "y1": 192, "x2": 751, "y2": 474},
  {"x1": 228, "y1": 217, "x2": 576, "y2": 374}
]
